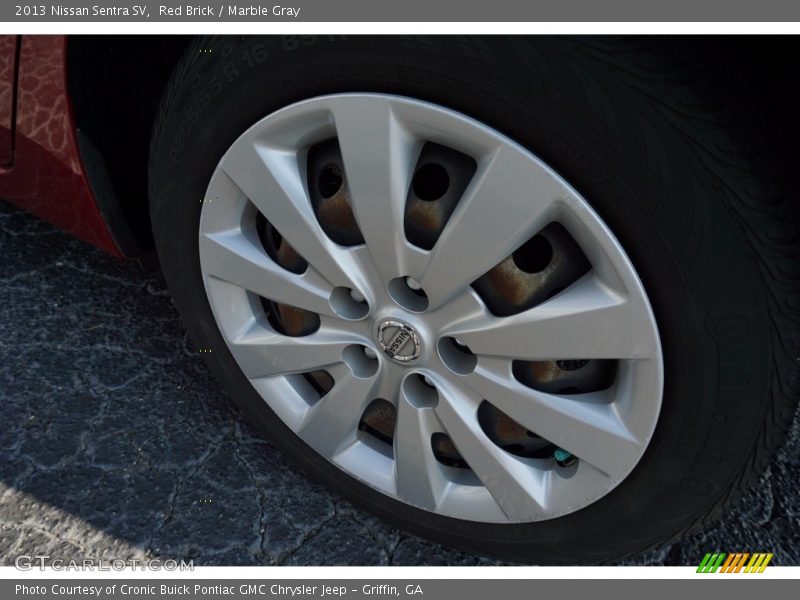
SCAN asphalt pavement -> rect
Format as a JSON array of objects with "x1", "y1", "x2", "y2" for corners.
[{"x1": 0, "y1": 200, "x2": 798, "y2": 566}]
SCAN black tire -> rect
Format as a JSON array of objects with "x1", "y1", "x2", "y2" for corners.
[{"x1": 148, "y1": 35, "x2": 800, "y2": 564}]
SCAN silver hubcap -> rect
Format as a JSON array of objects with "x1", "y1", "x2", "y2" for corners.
[{"x1": 198, "y1": 94, "x2": 663, "y2": 523}]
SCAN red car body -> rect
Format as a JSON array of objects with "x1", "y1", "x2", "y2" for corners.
[{"x1": 0, "y1": 35, "x2": 121, "y2": 257}]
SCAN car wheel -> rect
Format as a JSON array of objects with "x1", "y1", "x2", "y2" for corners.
[{"x1": 148, "y1": 36, "x2": 799, "y2": 563}]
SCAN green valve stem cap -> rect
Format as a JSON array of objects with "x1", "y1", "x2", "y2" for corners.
[{"x1": 554, "y1": 448, "x2": 578, "y2": 467}]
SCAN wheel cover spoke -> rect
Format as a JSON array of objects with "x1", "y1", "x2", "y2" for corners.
[
  {"x1": 434, "y1": 376, "x2": 548, "y2": 520},
  {"x1": 332, "y1": 98, "x2": 428, "y2": 283},
  {"x1": 394, "y1": 393, "x2": 447, "y2": 511},
  {"x1": 297, "y1": 366, "x2": 379, "y2": 458},
  {"x1": 220, "y1": 138, "x2": 370, "y2": 295},
  {"x1": 200, "y1": 230, "x2": 336, "y2": 317},
  {"x1": 420, "y1": 144, "x2": 563, "y2": 309},
  {"x1": 443, "y1": 274, "x2": 660, "y2": 361},
  {"x1": 463, "y1": 361, "x2": 641, "y2": 478},
  {"x1": 230, "y1": 325, "x2": 358, "y2": 379}
]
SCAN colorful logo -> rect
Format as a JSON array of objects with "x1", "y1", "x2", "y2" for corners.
[{"x1": 697, "y1": 552, "x2": 773, "y2": 573}]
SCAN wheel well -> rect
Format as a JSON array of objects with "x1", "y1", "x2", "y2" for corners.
[
  {"x1": 67, "y1": 35, "x2": 192, "y2": 257},
  {"x1": 66, "y1": 35, "x2": 798, "y2": 258}
]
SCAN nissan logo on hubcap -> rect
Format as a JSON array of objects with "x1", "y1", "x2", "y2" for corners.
[{"x1": 377, "y1": 320, "x2": 421, "y2": 362}]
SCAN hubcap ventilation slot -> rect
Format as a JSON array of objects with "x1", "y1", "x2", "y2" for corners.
[{"x1": 404, "y1": 143, "x2": 477, "y2": 250}]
